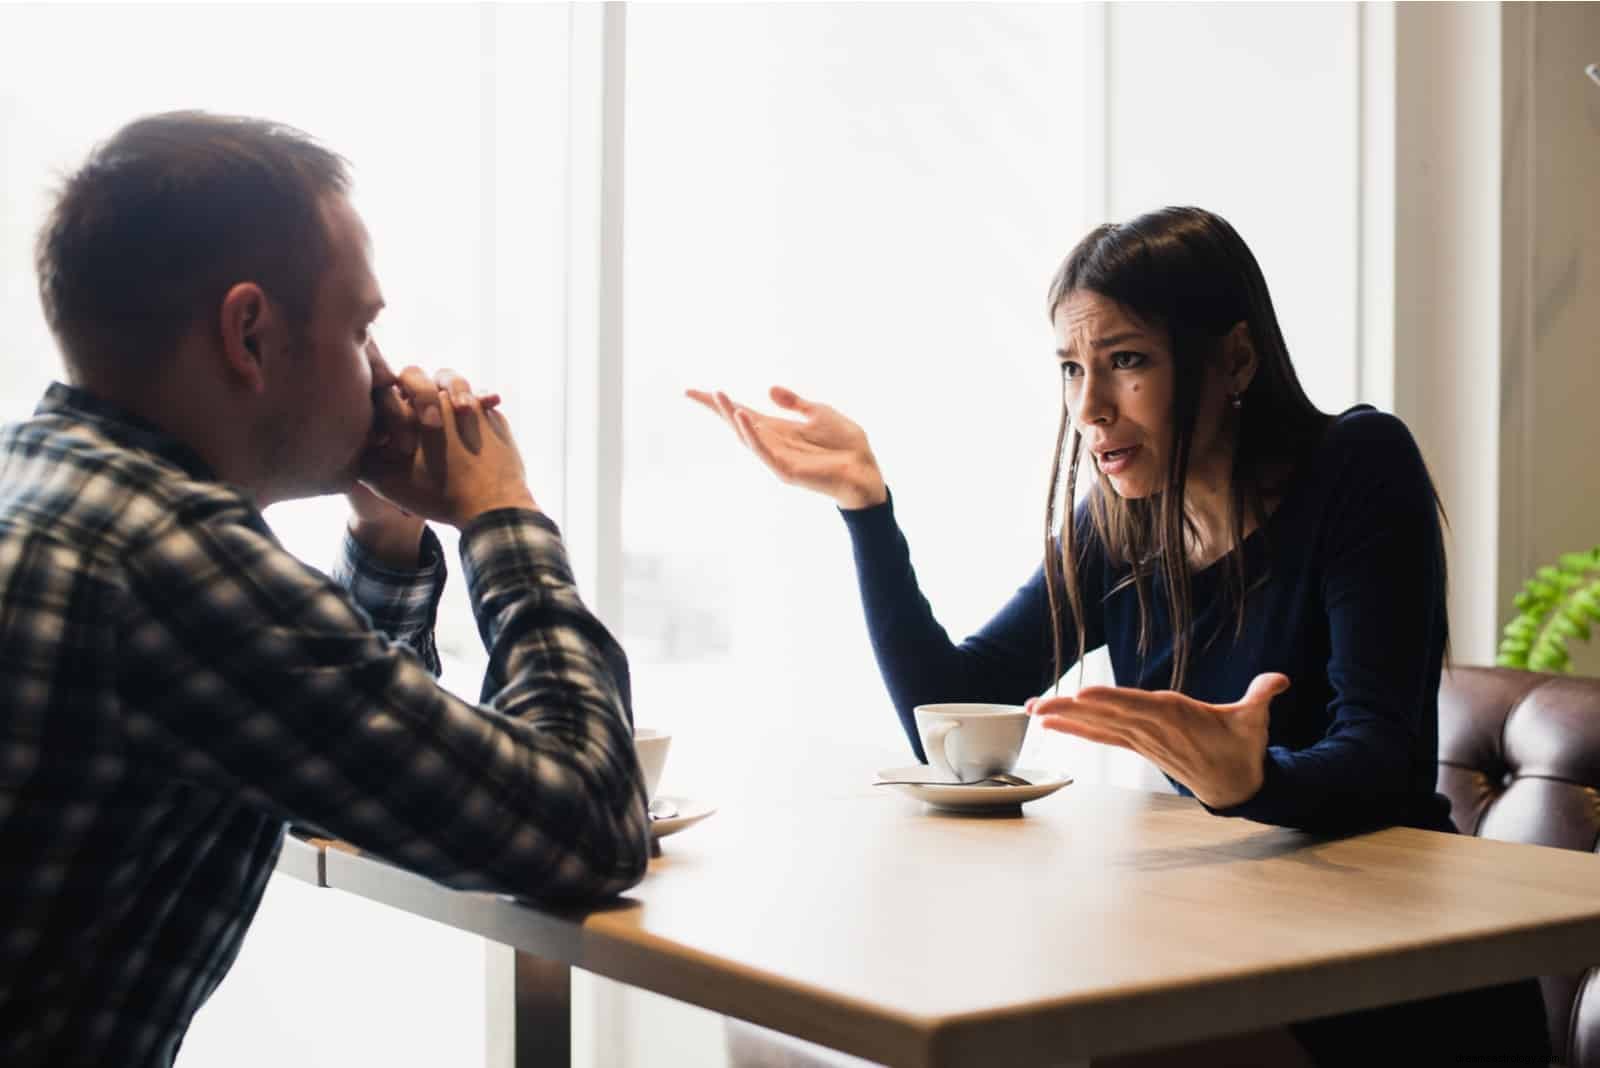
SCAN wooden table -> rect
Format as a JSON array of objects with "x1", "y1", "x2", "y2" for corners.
[{"x1": 277, "y1": 781, "x2": 1600, "y2": 1067}]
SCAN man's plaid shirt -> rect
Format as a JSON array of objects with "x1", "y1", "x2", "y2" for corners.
[{"x1": 0, "y1": 384, "x2": 650, "y2": 1067}]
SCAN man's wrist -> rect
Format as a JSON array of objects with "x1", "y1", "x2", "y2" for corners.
[
  {"x1": 348, "y1": 514, "x2": 428, "y2": 569},
  {"x1": 453, "y1": 491, "x2": 541, "y2": 528}
]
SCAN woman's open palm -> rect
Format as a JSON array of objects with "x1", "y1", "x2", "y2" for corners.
[
  {"x1": 1027, "y1": 673, "x2": 1289, "y2": 809},
  {"x1": 686, "y1": 386, "x2": 888, "y2": 510}
]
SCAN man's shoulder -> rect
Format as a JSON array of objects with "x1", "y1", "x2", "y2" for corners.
[{"x1": 0, "y1": 412, "x2": 256, "y2": 557}]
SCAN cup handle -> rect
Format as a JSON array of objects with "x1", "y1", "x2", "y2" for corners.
[{"x1": 924, "y1": 719, "x2": 960, "y2": 780}]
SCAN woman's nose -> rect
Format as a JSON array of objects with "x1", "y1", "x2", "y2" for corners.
[{"x1": 1074, "y1": 369, "x2": 1114, "y2": 428}]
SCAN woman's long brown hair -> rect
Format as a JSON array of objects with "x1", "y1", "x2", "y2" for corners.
[{"x1": 1042, "y1": 207, "x2": 1334, "y2": 693}]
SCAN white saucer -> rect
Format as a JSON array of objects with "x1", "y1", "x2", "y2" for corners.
[
  {"x1": 649, "y1": 795, "x2": 716, "y2": 838},
  {"x1": 874, "y1": 767, "x2": 1073, "y2": 811}
]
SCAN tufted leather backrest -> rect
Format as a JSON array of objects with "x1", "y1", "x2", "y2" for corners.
[{"x1": 1438, "y1": 666, "x2": 1600, "y2": 1067}]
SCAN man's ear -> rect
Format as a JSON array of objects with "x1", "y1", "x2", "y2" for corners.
[
  {"x1": 218, "y1": 283, "x2": 276, "y2": 394},
  {"x1": 1224, "y1": 321, "x2": 1259, "y2": 394}
]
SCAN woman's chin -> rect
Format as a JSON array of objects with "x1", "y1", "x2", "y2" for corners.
[{"x1": 1103, "y1": 472, "x2": 1157, "y2": 499}]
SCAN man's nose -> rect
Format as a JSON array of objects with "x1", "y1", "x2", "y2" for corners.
[{"x1": 366, "y1": 339, "x2": 396, "y2": 393}]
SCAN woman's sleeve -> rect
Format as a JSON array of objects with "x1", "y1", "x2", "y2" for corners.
[
  {"x1": 841, "y1": 490, "x2": 1103, "y2": 760},
  {"x1": 1211, "y1": 413, "x2": 1449, "y2": 832}
]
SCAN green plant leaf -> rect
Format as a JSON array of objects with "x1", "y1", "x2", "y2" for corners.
[
  {"x1": 1561, "y1": 605, "x2": 1592, "y2": 641},
  {"x1": 1501, "y1": 552, "x2": 1598, "y2": 675},
  {"x1": 1505, "y1": 619, "x2": 1533, "y2": 638}
]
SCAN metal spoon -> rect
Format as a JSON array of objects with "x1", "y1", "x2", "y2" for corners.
[
  {"x1": 874, "y1": 772, "x2": 1033, "y2": 788},
  {"x1": 648, "y1": 798, "x2": 679, "y2": 821}
]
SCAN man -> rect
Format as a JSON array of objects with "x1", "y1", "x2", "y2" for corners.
[{"x1": 0, "y1": 111, "x2": 650, "y2": 1066}]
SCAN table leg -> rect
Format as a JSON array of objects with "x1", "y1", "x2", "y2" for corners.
[{"x1": 487, "y1": 944, "x2": 572, "y2": 1067}]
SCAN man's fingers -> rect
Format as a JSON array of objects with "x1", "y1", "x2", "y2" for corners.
[
  {"x1": 425, "y1": 389, "x2": 463, "y2": 465},
  {"x1": 451, "y1": 390, "x2": 484, "y2": 453},
  {"x1": 434, "y1": 367, "x2": 475, "y2": 408},
  {"x1": 482, "y1": 404, "x2": 516, "y2": 444},
  {"x1": 372, "y1": 383, "x2": 411, "y2": 445},
  {"x1": 397, "y1": 366, "x2": 443, "y2": 428}
]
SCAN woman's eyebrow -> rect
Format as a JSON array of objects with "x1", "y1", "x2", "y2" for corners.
[{"x1": 1056, "y1": 330, "x2": 1145, "y2": 359}]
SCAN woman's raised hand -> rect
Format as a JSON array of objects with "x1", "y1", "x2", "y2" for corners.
[{"x1": 685, "y1": 386, "x2": 888, "y2": 510}]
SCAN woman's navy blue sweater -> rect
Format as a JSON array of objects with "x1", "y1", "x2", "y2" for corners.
[{"x1": 842, "y1": 406, "x2": 1455, "y2": 834}]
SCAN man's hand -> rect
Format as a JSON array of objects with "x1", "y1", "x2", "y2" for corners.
[{"x1": 358, "y1": 365, "x2": 537, "y2": 528}]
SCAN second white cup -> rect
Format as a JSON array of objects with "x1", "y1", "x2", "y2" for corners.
[{"x1": 633, "y1": 728, "x2": 671, "y2": 800}]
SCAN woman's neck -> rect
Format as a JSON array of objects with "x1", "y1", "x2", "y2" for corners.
[{"x1": 1182, "y1": 443, "x2": 1247, "y2": 568}]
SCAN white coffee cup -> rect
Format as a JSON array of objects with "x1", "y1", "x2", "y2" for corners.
[
  {"x1": 633, "y1": 728, "x2": 671, "y2": 800},
  {"x1": 913, "y1": 704, "x2": 1028, "y2": 783}
]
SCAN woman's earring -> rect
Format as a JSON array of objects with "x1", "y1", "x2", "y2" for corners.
[{"x1": 1229, "y1": 391, "x2": 1243, "y2": 410}]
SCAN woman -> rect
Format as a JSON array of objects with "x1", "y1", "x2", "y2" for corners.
[{"x1": 690, "y1": 207, "x2": 1549, "y2": 1066}]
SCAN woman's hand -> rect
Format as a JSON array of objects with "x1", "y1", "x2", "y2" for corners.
[
  {"x1": 685, "y1": 386, "x2": 888, "y2": 510},
  {"x1": 1027, "y1": 673, "x2": 1290, "y2": 809}
]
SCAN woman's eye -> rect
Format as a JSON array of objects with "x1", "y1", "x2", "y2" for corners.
[
  {"x1": 1111, "y1": 351, "x2": 1146, "y2": 370},
  {"x1": 1059, "y1": 361, "x2": 1083, "y2": 380}
]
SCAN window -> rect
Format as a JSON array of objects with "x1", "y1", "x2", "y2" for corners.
[{"x1": 622, "y1": 2, "x2": 1091, "y2": 799}]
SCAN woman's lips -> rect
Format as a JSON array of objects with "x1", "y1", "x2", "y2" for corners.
[{"x1": 1096, "y1": 444, "x2": 1141, "y2": 475}]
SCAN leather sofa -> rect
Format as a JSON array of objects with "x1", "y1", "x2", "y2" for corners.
[{"x1": 1437, "y1": 665, "x2": 1600, "y2": 1067}]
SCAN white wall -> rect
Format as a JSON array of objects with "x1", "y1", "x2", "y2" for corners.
[
  {"x1": 1370, "y1": 1, "x2": 1600, "y2": 674},
  {"x1": 1106, "y1": 1, "x2": 1362, "y2": 414},
  {"x1": 1500, "y1": 2, "x2": 1600, "y2": 677},
  {"x1": 1386, "y1": 1, "x2": 1506, "y2": 667}
]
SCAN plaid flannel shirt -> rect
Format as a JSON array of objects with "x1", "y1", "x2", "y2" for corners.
[{"x1": 0, "y1": 383, "x2": 649, "y2": 1067}]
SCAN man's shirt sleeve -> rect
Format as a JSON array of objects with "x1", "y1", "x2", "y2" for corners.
[
  {"x1": 331, "y1": 525, "x2": 447, "y2": 677},
  {"x1": 115, "y1": 504, "x2": 649, "y2": 902}
]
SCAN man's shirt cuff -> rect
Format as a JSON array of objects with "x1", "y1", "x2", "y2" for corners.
[{"x1": 333, "y1": 524, "x2": 448, "y2": 652}]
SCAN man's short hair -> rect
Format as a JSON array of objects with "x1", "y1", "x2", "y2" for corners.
[{"x1": 35, "y1": 111, "x2": 351, "y2": 375}]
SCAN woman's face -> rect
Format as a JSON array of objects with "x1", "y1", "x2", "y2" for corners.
[
  {"x1": 1054, "y1": 290, "x2": 1243, "y2": 502},
  {"x1": 1053, "y1": 290, "x2": 1175, "y2": 499}
]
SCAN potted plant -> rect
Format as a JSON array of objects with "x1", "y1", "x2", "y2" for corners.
[{"x1": 1497, "y1": 547, "x2": 1600, "y2": 673}]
